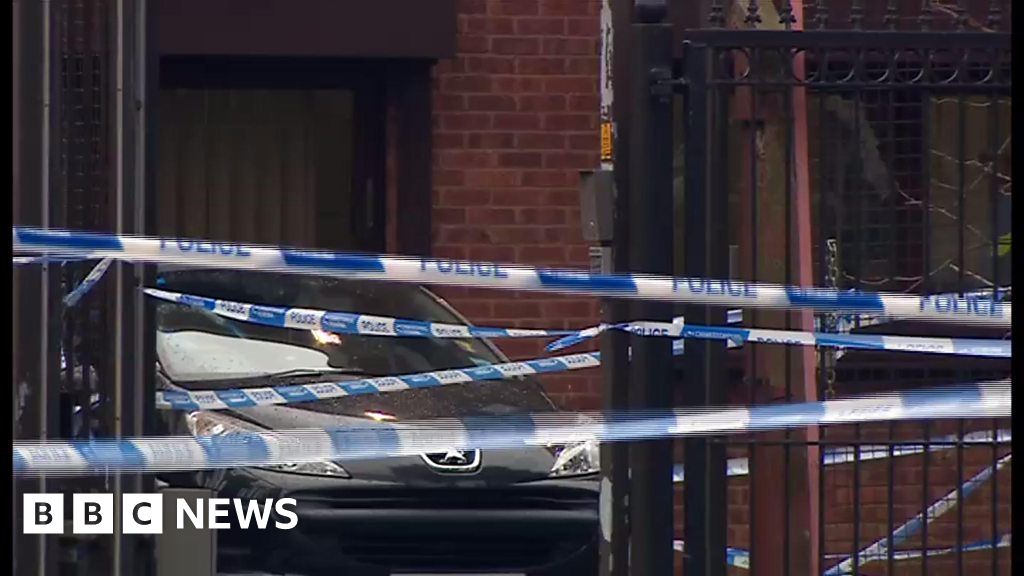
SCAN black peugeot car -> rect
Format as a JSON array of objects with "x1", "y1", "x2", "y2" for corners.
[{"x1": 152, "y1": 267, "x2": 600, "y2": 576}]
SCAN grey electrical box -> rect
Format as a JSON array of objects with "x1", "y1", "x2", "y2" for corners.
[
  {"x1": 589, "y1": 246, "x2": 612, "y2": 274},
  {"x1": 157, "y1": 488, "x2": 216, "y2": 576},
  {"x1": 579, "y1": 169, "x2": 616, "y2": 243}
]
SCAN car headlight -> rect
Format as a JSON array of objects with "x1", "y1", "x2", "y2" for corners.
[
  {"x1": 548, "y1": 439, "x2": 601, "y2": 478},
  {"x1": 184, "y1": 410, "x2": 350, "y2": 478},
  {"x1": 260, "y1": 460, "x2": 350, "y2": 477}
]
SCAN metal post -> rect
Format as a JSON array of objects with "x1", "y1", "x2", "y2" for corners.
[
  {"x1": 13, "y1": 0, "x2": 49, "y2": 573},
  {"x1": 601, "y1": 1, "x2": 636, "y2": 574},
  {"x1": 112, "y1": 1, "x2": 133, "y2": 573},
  {"x1": 626, "y1": 2, "x2": 674, "y2": 575},
  {"x1": 112, "y1": 0, "x2": 156, "y2": 573},
  {"x1": 599, "y1": 289, "x2": 630, "y2": 576},
  {"x1": 599, "y1": 322, "x2": 630, "y2": 576},
  {"x1": 582, "y1": 168, "x2": 630, "y2": 576},
  {"x1": 681, "y1": 40, "x2": 728, "y2": 576},
  {"x1": 14, "y1": 0, "x2": 64, "y2": 572}
]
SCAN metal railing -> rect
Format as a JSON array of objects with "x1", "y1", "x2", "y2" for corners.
[{"x1": 662, "y1": 1, "x2": 1012, "y2": 575}]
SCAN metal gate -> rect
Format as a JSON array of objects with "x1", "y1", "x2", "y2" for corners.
[{"x1": 674, "y1": 2, "x2": 1011, "y2": 575}]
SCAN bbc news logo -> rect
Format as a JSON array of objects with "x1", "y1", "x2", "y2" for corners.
[{"x1": 23, "y1": 494, "x2": 298, "y2": 534}]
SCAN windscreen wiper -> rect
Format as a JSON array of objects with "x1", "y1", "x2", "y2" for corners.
[{"x1": 263, "y1": 367, "x2": 368, "y2": 379}]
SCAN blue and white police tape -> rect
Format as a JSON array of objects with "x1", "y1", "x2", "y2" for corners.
[
  {"x1": 549, "y1": 322, "x2": 1012, "y2": 358},
  {"x1": 13, "y1": 249, "x2": 957, "y2": 336},
  {"x1": 152, "y1": 323, "x2": 696, "y2": 410},
  {"x1": 824, "y1": 535, "x2": 1012, "y2": 565},
  {"x1": 671, "y1": 543, "x2": 751, "y2": 568},
  {"x1": 156, "y1": 349, "x2": 606, "y2": 411},
  {"x1": 824, "y1": 451, "x2": 1013, "y2": 576},
  {"x1": 144, "y1": 288, "x2": 576, "y2": 340},
  {"x1": 155, "y1": 319, "x2": 1011, "y2": 411},
  {"x1": 63, "y1": 257, "x2": 113, "y2": 308},
  {"x1": 674, "y1": 535, "x2": 1012, "y2": 571},
  {"x1": 819, "y1": 286, "x2": 1012, "y2": 332},
  {"x1": 13, "y1": 254, "x2": 92, "y2": 265},
  {"x1": 146, "y1": 288, "x2": 749, "y2": 349},
  {"x1": 671, "y1": 428, "x2": 1012, "y2": 482},
  {"x1": 12, "y1": 227, "x2": 1011, "y2": 325},
  {"x1": 145, "y1": 288, "x2": 739, "y2": 341},
  {"x1": 14, "y1": 382, "x2": 1011, "y2": 476},
  {"x1": 146, "y1": 288, "x2": 1009, "y2": 364},
  {"x1": 23, "y1": 250, "x2": 998, "y2": 336}
]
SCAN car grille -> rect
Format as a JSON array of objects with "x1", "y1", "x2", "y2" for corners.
[
  {"x1": 289, "y1": 486, "x2": 598, "y2": 571},
  {"x1": 291, "y1": 485, "x2": 598, "y2": 511},
  {"x1": 337, "y1": 533, "x2": 593, "y2": 571}
]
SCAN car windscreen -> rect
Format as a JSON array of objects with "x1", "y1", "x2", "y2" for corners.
[
  {"x1": 155, "y1": 268, "x2": 510, "y2": 383},
  {"x1": 153, "y1": 268, "x2": 559, "y2": 417},
  {"x1": 153, "y1": 268, "x2": 561, "y2": 416}
]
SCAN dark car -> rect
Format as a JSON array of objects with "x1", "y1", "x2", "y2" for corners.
[{"x1": 152, "y1": 267, "x2": 600, "y2": 576}]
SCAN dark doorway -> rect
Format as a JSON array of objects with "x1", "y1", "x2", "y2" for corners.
[{"x1": 157, "y1": 57, "x2": 387, "y2": 251}]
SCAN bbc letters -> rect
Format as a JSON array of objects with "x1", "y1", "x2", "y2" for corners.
[{"x1": 23, "y1": 493, "x2": 298, "y2": 534}]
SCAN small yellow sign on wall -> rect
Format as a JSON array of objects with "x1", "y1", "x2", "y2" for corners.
[{"x1": 600, "y1": 122, "x2": 613, "y2": 161}]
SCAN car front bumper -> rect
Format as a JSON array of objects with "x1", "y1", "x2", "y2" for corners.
[{"x1": 209, "y1": 467, "x2": 600, "y2": 576}]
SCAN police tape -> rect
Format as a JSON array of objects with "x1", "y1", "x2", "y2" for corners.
[
  {"x1": 13, "y1": 254, "x2": 92, "y2": 265},
  {"x1": 144, "y1": 286, "x2": 750, "y2": 354},
  {"x1": 156, "y1": 316, "x2": 1011, "y2": 411},
  {"x1": 11, "y1": 247, "x2": 979, "y2": 334},
  {"x1": 826, "y1": 534, "x2": 1012, "y2": 565},
  {"x1": 156, "y1": 349, "x2": 606, "y2": 411},
  {"x1": 145, "y1": 288, "x2": 577, "y2": 340},
  {"x1": 146, "y1": 287, "x2": 1009, "y2": 366},
  {"x1": 146, "y1": 287, "x2": 753, "y2": 349},
  {"x1": 670, "y1": 543, "x2": 750, "y2": 568},
  {"x1": 14, "y1": 382, "x2": 1011, "y2": 476},
  {"x1": 674, "y1": 535, "x2": 1012, "y2": 571},
  {"x1": 548, "y1": 322, "x2": 1011, "y2": 358},
  {"x1": 671, "y1": 428, "x2": 1012, "y2": 482},
  {"x1": 12, "y1": 227, "x2": 1011, "y2": 325},
  {"x1": 1, "y1": 257, "x2": 872, "y2": 331},
  {"x1": 149, "y1": 281, "x2": 1005, "y2": 361},
  {"x1": 832, "y1": 286, "x2": 1011, "y2": 332},
  {"x1": 146, "y1": 312, "x2": 715, "y2": 410},
  {"x1": 824, "y1": 452, "x2": 1013, "y2": 576},
  {"x1": 28, "y1": 250, "x2": 993, "y2": 339},
  {"x1": 63, "y1": 258, "x2": 113, "y2": 308},
  {"x1": 144, "y1": 287, "x2": 740, "y2": 340}
]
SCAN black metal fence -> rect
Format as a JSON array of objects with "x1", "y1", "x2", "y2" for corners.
[
  {"x1": 671, "y1": 1, "x2": 1011, "y2": 575},
  {"x1": 14, "y1": 0, "x2": 153, "y2": 574}
]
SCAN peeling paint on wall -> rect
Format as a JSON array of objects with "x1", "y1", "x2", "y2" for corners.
[{"x1": 599, "y1": 0, "x2": 614, "y2": 169}]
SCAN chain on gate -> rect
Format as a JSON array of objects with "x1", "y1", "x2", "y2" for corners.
[{"x1": 822, "y1": 238, "x2": 839, "y2": 400}]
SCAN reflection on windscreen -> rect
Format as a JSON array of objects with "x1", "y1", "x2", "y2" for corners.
[{"x1": 155, "y1": 269, "x2": 503, "y2": 382}]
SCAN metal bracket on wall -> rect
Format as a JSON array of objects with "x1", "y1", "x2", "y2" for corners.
[{"x1": 649, "y1": 66, "x2": 685, "y2": 99}]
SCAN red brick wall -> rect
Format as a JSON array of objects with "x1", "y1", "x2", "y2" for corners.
[{"x1": 430, "y1": 0, "x2": 603, "y2": 409}]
